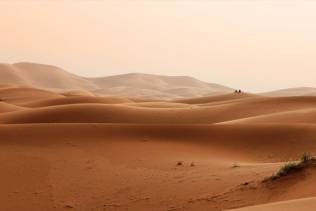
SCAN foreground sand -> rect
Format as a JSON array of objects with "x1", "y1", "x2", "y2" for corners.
[
  {"x1": 228, "y1": 197, "x2": 316, "y2": 211},
  {"x1": 1, "y1": 87, "x2": 316, "y2": 210}
]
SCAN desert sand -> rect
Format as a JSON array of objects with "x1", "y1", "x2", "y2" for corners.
[
  {"x1": 1, "y1": 63, "x2": 316, "y2": 211},
  {"x1": 0, "y1": 62, "x2": 233, "y2": 99},
  {"x1": 227, "y1": 197, "x2": 316, "y2": 211},
  {"x1": 262, "y1": 87, "x2": 316, "y2": 97}
]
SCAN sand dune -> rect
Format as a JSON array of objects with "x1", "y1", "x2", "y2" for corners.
[
  {"x1": 174, "y1": 93, "x2": 254, "y2": 104},
  {"x1": 262, "y1": 87, "x2": 316, "y2": 97},
  {"x1": 61, "y1": 90, "x2": 96, "y2": 97},
  {"x1": 0, "y1": 87, "x2": 64, "y2": 105},
  {"x1": 203, "y1": 156, "x2": 316, "y2": 211},
  {"x1": 221, "y1": 108, "x2": 316, "y2": 124},
  {"x1": 1, "y1": 123, "x2": 316, "y2": 210},
  {"x1": 0, "y1": 62, "x2": 234, "y2": 99},
  {"x1": 227, "y1": 197, "x2": 316, "y2": 211},
  {"x1": 3, "y1": 95, "x2": 316, "y2": 124},
  {"x1": 0, "y1": 123, "x2": 315, "y2": 162},
  {"x1": 24, "y1": 96, "x2": 133, "y2": 108},
  {"x1": 126, "y1": 101, "x2": 193, "y2": 108},
  {"x1": 91, "y1": 73, "x2": 233, "y2": 99},
  {"x1": 0, "y1": 102, "x2": 25, "y2": 113},
  {"x1": 1, "y1": 84, "x2": 316, "y2": 210},
  {"x1": 91, "y1": 73, "x2": 232, "y2": 92},
  {"x1": 0, "y1": 62, "x2": 96, "y2": 90}
]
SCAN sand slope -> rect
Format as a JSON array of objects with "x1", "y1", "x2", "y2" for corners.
[
  {"x1": 91, "y1": 73, "x2": 233, "y2": 99},
  {"x1": 2, "y1": 95, "x2": 316, "y2": 124},
  {"x1": 0, "y1": 62, "x2": 96, "y2": 90},
  {"x1": 174, "y1": 93, "x2": 254, "y2": 104},
  {"x1": 262, "y1": 87, "x2": 316, "y2": 97},
  {"x1": 1, "y1": 123, "x2": 316, "y2": 211},
  {"x1": 24, "y1": 96, "x2": 133, "y2": 108},
  {"x1": 221, "y1": 108, "x2": 316, "y2": 124},
  {"x1": 227, "y1": 197, "x2": 316, "y2": 211},
  {"x1": 0, "y1": 102, "x2": 24, "y2": 113},
  {"x1": 0, "y1": 87, "x2": 64, "y2": 105},
  {"x1": 0, "y1": 62, "x2": 234, "y2": 99},
  {"x1": 1, "y1": 86, "x2": 316, "y2": 210}
]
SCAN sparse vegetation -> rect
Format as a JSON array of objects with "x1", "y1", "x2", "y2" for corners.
[
  {"x1": 274, "y1": 162, "x2": 301, "y2": 177},
  {"x1": 301, "y1": 152, "x2": 313, "y2": 163},
  {"x1": 264, "y1": 152, "x2": 315, "y2": 182},
  {"x1": 177, "y1": 161, "x2": 183, "y2": 166}
]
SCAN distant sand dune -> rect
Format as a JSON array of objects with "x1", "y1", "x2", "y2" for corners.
[
  {"x1": 174, "y1": 93, "x2": 254, "y2": 104},
  {"x1": 61, "y1": 90, "x2": 96, "y2": 97},
  {"x1": 262, "y1": 87, "x2": 316, "y2": 97},
  {"x1": 0, "y1": 62, "x2": 233, "y2": 99},
  {"x1": 3, "y1": 96, "x2": 316, "y2": 124},
  {"x1": 1, "y1": 67, "x2": 316, "y2": 211},
  {"x1": 24, "y1": 96, "x2": 133, "y2": 108},
  {"x1": 0, "y1": 87, "x2": 64, "y2": 105}
]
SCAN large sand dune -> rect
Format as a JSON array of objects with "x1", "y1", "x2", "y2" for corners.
[
  {"x1": 1, "y1": 77, "x2": 316, "y2": 210},
  {"x1": 1, "y1": 122, "x2": 316, "y2": 210},
  {"x1": 0, "y1": 87, "x2": 64, "y2": 105},
  {"x1": 3, "y1": 95, "x2": 316, "y2": 125},
  {"x1": 222, "y1": 108, "x2": 316, "y2": 124},
  {"x1": 24, "y1": 96, "x2": 133, "y2": 108},
  {"x1": 262, "y1": 87, "x2": 316, "y2": 97},
  {"x1": 174, "y1": 93, "x2": 254, "y2": 104},
  {"x1": 0, "y1": 62, "x2": 233, "y2": 99},
  {"x1": 0, "y1": 62, "x2": 96, "y2": 90}
]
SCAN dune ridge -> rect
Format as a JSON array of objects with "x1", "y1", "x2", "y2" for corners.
[
  {"x1": 0, "y1": 102, "x2": 25, "y2": 113},
  {"x1": 2, "y1": 95, "x2": 316, "y2": 125},
  {"x1": 0, "y1": 81, "x2": 316, "y2": 210},
  {"x1": 262, "y1": 87, "x2": 316, "y2": 97},
  {"x1": 0, "y1": 62, "x2": 233, "y2": 99},
  {"x1": 220, "y1": 108, "x2": 316, "y2": 124}
]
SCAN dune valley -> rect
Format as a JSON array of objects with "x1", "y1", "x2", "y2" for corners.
[{"x1": 0, "y1": 63, "x2": 316, "y2": 211}]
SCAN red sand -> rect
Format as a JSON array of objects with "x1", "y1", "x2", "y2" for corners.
[{"x1": 0, "y1": 65, "x2": 316, "y2": 210}]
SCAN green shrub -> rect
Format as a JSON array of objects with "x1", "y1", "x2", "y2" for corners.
[
  {"x1": 264, "y1": 153, "x2": 315, "y2": 181},
  {"x1": 276, "y1": 162, "x2": 301, "y2": 177},
  {"x1": 300, "y1": 152, "x2": 313, "y2": 164}
]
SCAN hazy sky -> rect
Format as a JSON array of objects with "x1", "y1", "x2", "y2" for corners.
[{"x1": 1, "y1": 0, "x2": 316, "y2": 92}]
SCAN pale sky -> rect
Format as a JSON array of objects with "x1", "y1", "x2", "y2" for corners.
[{"x1": 1, "y1": 0, "x2": 316, "y2": 92}]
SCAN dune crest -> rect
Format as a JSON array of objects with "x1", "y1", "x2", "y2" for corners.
[
  {"x1": 262, "y1": 87, "x2": 316, "y2": 97},
  {"x1": 0, "y1": 71, "x2": 316, "y2": 210},
  {"x1": 0, "y1": 62, "x2": 233, "y2": 99}
]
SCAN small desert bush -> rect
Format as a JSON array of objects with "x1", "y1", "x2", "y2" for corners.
[
  {"x1": 300, "y1": 152, "x2": 314, "y2": 163},
  {"x1": 264, "y1": 152, "x2": 315, "y2": 181},
  {"x1": 275, "y1": 162, "x2": 301, "y2": 177}
]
